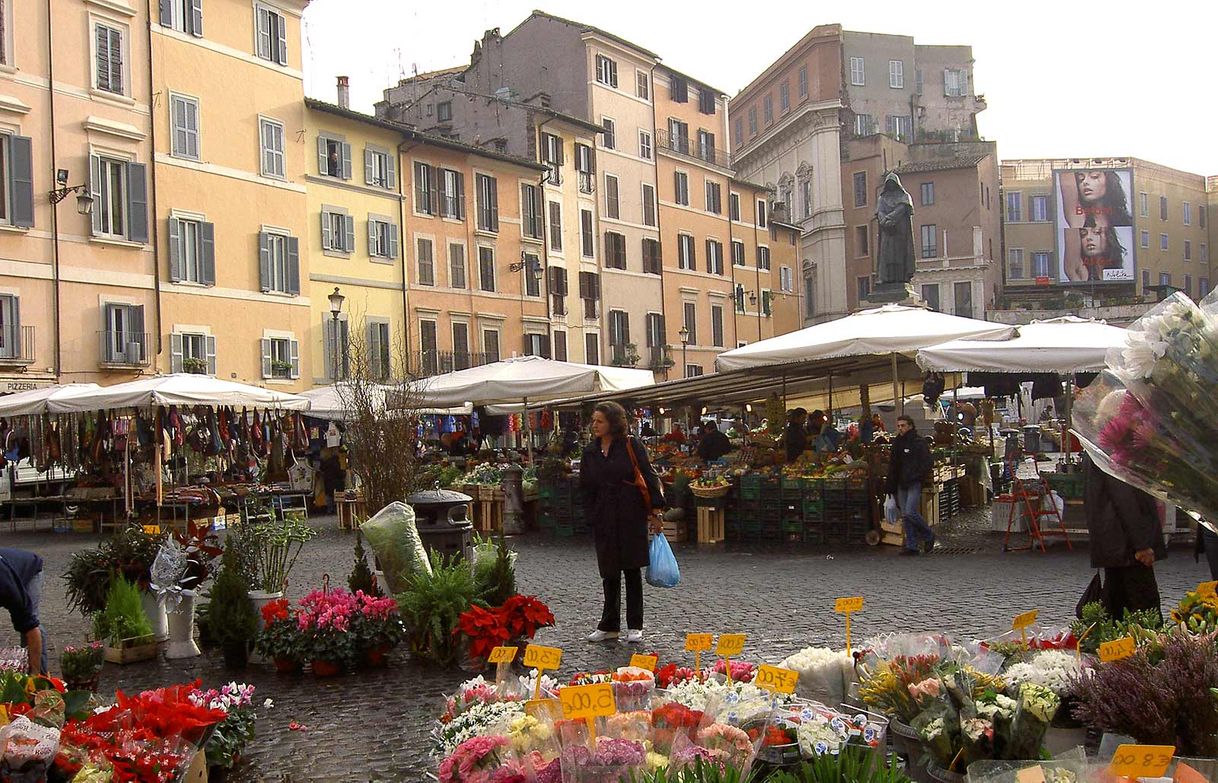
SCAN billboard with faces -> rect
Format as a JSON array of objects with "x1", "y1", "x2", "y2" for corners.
[{"x1": 1052, "y1": 168, "x2": 1136, "y2": 284}]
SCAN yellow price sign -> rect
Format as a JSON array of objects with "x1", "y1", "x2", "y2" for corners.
[
  {"x1": 1012, "y1": 610, "x2": 1039, "y2": 631},
  {"x1": 1109, "y1": 744, "x2": 1174, "y2": 780},
  {"x1": 1197, "y1": 581, "x2": 1218, "y2": 600},
  {"x1": 835, "y1": 596, "x2": 864, "y2": 614},
  {"x1": 754, "y1": 664, "x2": 799, "y2": 694},
  {"x1": 715, "y1": 633, "x2": 747, "y2": 657},
  {"x1": 1015, "y1": 766, "x2": 1045, "y2": 783},
  {"x1": 524, "y1": 698, "x2": 561, "y2": 720},
  {"x1": 559, "y1": 682, "x2": 616, "y2": 721},
  {"x1": 522, "y1": 644, "x2": 562, "y2": 671},
  {"x1": 629, "y1": 654, "x2": 658, "y2": 672},
  {"x1": 1098, "y1": 636, "x2": 1136, "y2": 663},
  {"x1": 685, "y1": 633, "x2": 713, "y2": 652},
  {"x1": 487, "y1": 646, "x2": 518, "y2": 665},
  {"x1": 142, "y1": 524, "x2": 161, "y2": 535}
]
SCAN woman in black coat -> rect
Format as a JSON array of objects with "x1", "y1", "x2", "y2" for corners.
[
  {"x1": 580, "y1": 401, "x2": 665, "y2": 644},
  {"x1": 1083, "y1": 455, "x2": 1166, "y2": 619}
]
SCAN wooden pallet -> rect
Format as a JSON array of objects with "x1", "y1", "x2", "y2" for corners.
[{"x1": 696, "y1": 507, "x2": 725, "y2": 544}]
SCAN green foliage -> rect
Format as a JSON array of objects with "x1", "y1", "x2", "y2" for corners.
[
  {"x1": 205, "y1": 708, "x2": 257, "y2": 769},
  {"x1": 209, "y1": 545, "x2": 258, "y2": 648},
  {"x1": 92, "y1": 578, "x2": 153, "y2": 646},
  {"x1": 474, "y1": 531, "x2": 516, "y2": 607},
  {"x1": 247, "y1": 515, "x2": 316, "y2": 593},
  {"x1": 1071, "y1": 601, "x2": 1163, "y2": 654},
  {"x1": 348, "y1": 532, "x2": 381, "y2": 596},
  {"x1": 60, "y1": 643, "x2": 104, "y2": 682},
  {"x1": 768, "y1": 750, "x2": 913, "y2": 783},
  {"x1": 632, "y1": 760, "x2": 754, "y2": 783},
  {"x1": 395, "y1": 552, "x2": 478, "y2": 667},
  {"x1": 63, "y1": 527, "x2": 165, "y2": 616}
]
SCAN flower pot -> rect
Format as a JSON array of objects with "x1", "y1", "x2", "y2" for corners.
[
  {"x1": 141, "y1": 590, "x2": 169, "y2": 643},
  {"x1": 221, "y1": 643, "x2": 249, "y2": 669},
  {"x1": 925, "y1": 761, "x2": 966, "y2": 783},
  {"x1": 165, "y1": 590, "x2": 202, "y2": 659},
  {"x1": 247, "y1": 590, "x2": 284, "y2": 632},
  {"x1": 273, "y1": 656, "x2": 301, "y2": 674},
  {"x1": 65, "y1": 675, "x2": 99, "y2": 693},
  {"x1": 364, "y1": 645, "x2": 390, "y2": 668},
  {"x1": 311, "y1": 659, "x2": 342, "y2": 677},
  {"x1": 888, "y1": 718, "x2": 923, "y2": 761}
]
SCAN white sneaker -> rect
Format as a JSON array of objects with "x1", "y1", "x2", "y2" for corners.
[
  {"x1": 624, "y1": 629, "x2": 643, "y2": 644},
  {"x1": 586, "y1": 629, "x2": 619, "y2": 642}
]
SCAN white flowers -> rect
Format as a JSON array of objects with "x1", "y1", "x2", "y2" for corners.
[
  {"x1": 1002, "y1": 650, "x2": 1082, "y2": 697},
  {"x1": 796, "y1": 714, "x2": 845, "y2": 757}
]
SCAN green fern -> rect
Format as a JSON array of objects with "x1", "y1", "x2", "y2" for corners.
[{"x1": 395, "y1": 551, "x2": 478, "y2": 667}]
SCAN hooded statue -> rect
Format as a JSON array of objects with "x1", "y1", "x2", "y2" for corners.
[{"x1": 875, "y1": 171, "x2": 916, "y2": 285}]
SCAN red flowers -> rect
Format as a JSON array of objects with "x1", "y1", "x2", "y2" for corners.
[
  {"x1": 499, "y1": 595, "x2": 556, "y2": 639},
  {"x1": 453, "y1": 595, "x2": 556, "y2": 663},
  {"x1": 261, "y1": 597, "x2": 290, "y2": 624}
]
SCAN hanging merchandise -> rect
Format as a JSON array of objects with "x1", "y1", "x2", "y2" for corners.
[
  {"x1": 922, "y1": 372, "x2": 946, "y2": 405},
  {"x1": 1031, "y1": 374, "x2": 1061, "y2": 401},
  {"x1": 293, "y1": 413, "x2": 309, "y2": 451},
  {"x1": 540, "y1": 409, "x2": 553, "y2": 431},
  {"x1": 325, "y1": 421, "x2": 342, "y2": 448}
]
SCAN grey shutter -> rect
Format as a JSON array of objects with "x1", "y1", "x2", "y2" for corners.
[
  {"x1": 158, "y1": 0, "x2": 172, "y2": 26},
  {"x1": 200, "y1": 221, "x2": 216, "y2": 285},
  {"x1": 258, "y1": 231, "x2": 271, "y2": 291},
  {"x1": 170, "y1": 333, "x2": 183, "y2": 372},
  {"x1": 9, "y1": 136, "x2": 32, "y2": 228},
  {"x1": 387, "y1": 223, "x2": 399, "y2": 258},
  {"x1": 436, "y1": 170, "x2": 448, "y2": 217},
  {"x1": 320, "y1": 210, "x2": 332, "y2": 250},
  {"x1": 428, "y1": 165, "x2": 439, "y2": 213},
  {"x1": 275, "y1": 13, "x2": 287, "y2": 65},
  {"x1": 321, "y1": 317, "x2": 332, "y2": 379},
  {"x1": 367, "y1": 218, "x2": 377, "y2": 255},
  {"x1": 340, "y1": 143, "x2": 352, "y2": 180},
  {"x1": 286, "y1": 237, "x2": 300, "y2": 294},
  {"x1": 366, "y1": 322, "x2": 379, "y2": 376},
  {"x1": 126, "y1": 162, "x2": 148, "y2": 243},
  {"x1": 130, "y1": 305, "x2": 145, "y2": 362},
  {"x1": 364, "y1": 148, "x2": 374, "y2": 185},
  {"x1": 168, "y1": 217, "x2": 183, "y2": 281},
  {"x1": 541, "y1": 335, "x2": 552, "y2": 359},
  {"x1": 89, "y1": 155, "x2": 102, "y2": 235},
  {"x1": 386, "y1": 154, "x2": 396, "y2": 189},
  {"x1": 189, "y1": 0, "x2": 203, "y2": 36},
  {"x1": 317, "y1": 136, "x2": 328, "y2": 175},
  {"x1": 455, "y1": 172, "x2": 465, "y2": 220},
  {"x1": 488, "y1": 177, "x2": 497, "y2": 230},
  {"x1": 205, "y1": 334, "x2": 217, "y2": 374},
  {"x1": 260, "y1": 338, "x2": 272, "y2": 378},
  {"x1": 343, "y1": 214, "x2": 354, "y2": 252},
  {"x1": 95, "y1": 26, "x2": 109, "y2": 89},
  {"x1": 100, "y1": 304, "x2": 115, "y2": 363},
  {"x1": 289, "y1": 338, "x2": 300, "y2": 378}
]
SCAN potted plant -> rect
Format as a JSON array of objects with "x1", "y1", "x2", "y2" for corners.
[
  {"x1": 297, "y1": 587, "x2": 360, "y2": 676},
  {"x1": 150, "y1": 528, "x2": 222, "y2": 660},
  {"x1": 396, "y1": 554, "x2": 479, "y2": 667},
  {"x1": 270, "y1": 359, "x2": 293, "y2": 378},
  {"x1": 208, "y1": 545, "x2": 258, "y2": 668},
  {"x1": 64, "y1": 527, "x2": 167, "y2": 640},
  {"x1": 93, "y1": 577, "x2": 156, "y2": 664},
  {"x1": 254, "y1": 598, "x2": 303, "y2": 673},
  {"x1": 189, "y1": 682, "x2": 263, "y2": 773},
  {"x1": 60, "y1": 642, "x2": 104, "y2": 691},
  {"x1": 247, "y1": 515, "x2": 316, "y2": 621},
  {"x1": 182, "y1": 356, "x2": 208, "y2": 374},
  {"x1": 352, "y1": 591, "x2": 404, "y2": 667}
]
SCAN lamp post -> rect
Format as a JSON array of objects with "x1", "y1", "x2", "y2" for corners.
[
  {"x1": 327, "y1": 286, "x2": 345, "y2": 381},
  {"x1": 678, "y1": 325, "x2": 690, "y2": 378}
]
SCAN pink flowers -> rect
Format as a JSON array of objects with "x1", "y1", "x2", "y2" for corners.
[
  {"x1": 908, "y1": 677, "x2": 942, "y2": 702},
  {"x1": 437, "y1": 735, "x2": 509, "y2": 783},
  {"x1": 712, "y1": 659, "x2": 756, "y2": 683},
  {"x1": 296, "y1": 588, "x2": 397, "y2": 633}
]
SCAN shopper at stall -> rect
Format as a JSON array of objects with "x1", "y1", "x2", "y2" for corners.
[
  {"x1": 887, "y1": 415, "x2": 936, "y2": 555},
  {"x1": 319, "y1": 446, "x2": 346, "y2": 515},
  {"x1": 784, "y1": 409, "x2": 809, "y2": 463},
  {"x1": 1083, "y1": 454, "x2": 1165, "y2": 619},
  {"x1": 581, "y1": 401, "x2": 665, "y2": 644},
  {"x1": 696, "y1": 421, "x2": 732, "y2": 461},
  {"x1": 0, "y1": 548, "x2": 45, "y2": 675}
]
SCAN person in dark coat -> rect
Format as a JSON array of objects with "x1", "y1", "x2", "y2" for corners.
[
  {"x1": 0, "y1": 549, "x2": 45, "y2": 674},
  {"x1": 696, "y1": 421, "x2": 732, "y2": 462},
  {"x1": 580, "y1": 401, "x2": 665, "y2": 644},
  {"x1": 784, "y1": 409, "x2": 808, "y2": 463},
  {"x1": 1083, "y1": 455, "x2": 1166, "y2": 619},
  {"x1": 886, "y1": 415, "x2": 935, "y2": 555}
]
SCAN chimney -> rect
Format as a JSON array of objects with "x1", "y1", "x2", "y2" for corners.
[{"x1": 336, "y1": 76, "x2": 349, "y2": 109}]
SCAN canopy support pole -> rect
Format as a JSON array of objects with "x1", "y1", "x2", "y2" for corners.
[
  {"x1": 1063, "y1": 374, "x2": 1073, "y2": 466},
  {"x1": 523, "y1": 396, "x2": 533, "y2": 465},
  {"x1": 891, "y1": 353, "x2": 901, "y2": 416},
  {"x1": 828, "y1": 373, "x2": 834, "y2": 415}
]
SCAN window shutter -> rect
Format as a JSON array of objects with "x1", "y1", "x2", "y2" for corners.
[
  {"x1": 579, "y1": 271, "x2": 589, "y2": 299},
  {"x1": 170, "y1": 333, "x2": 183, "y2": 373},
  {"x1": 489, "y1": 178, "x2": 498, "y2": 230},
  {"x1": 258, "y1": 231, "x2": 271, "y2": 291},
  {"x1": 436, "y1": 170, "x2": 448, "y2": 216},
  {"x1": 126, "y1": 162, "x2": 148, "y2": 243},
  {"x1": 256, "y1": 8, "x2": 271, "y2": 58},
  {"x1": 386, "y1": 155, "x2": 396, "y2": 189},
  {"x1": 367, "y1": 218, "x2": 377, "y2": 255},
  {"x1": 205, "y1": 334, "x2": 217, "y2": 374},
  {"x1": 364, "y1": 148, "x2": 374, "y2": 184},
  {"x1": 286, "y1": 236, "x2": 300, "y2": 294},
  {"x1": 343, "y1": 214, "x2": 354, "y2": 252},
  {"x1": 189, "y1": 0, "x2": 203, "y2": 36},
  {"x1": 388, "y1": 223, "x2": 399, "y2": 259},
  {"x1": 320, "y1": 210, "x2": 332, "y2": 250},
  {"x1": 321, "y1": 316, "x2": 332, "y2": 379},
  {"x1": 428, "y1": 165, "x2": 440, "y2": 214},
  {"x1": 341, "y1": 142, "x2": 352, "y2": 180},
  {"x1": 200, "y1": 221, "x2": 216, "y2": 285},
  {"x1": 317, "y1": 136, "x2": 328, "y2": 175},
  {"x1": 454, "y1": 172, "x2": 465, "y2": 220},
  {"x1": 289, "y1": 339, "x2": 300, "y2": 378},
  {"x1": 89, "y1": 155, "x2": 102, "y2": 235},
  {"x1": 158, "y1": 0, "x2": 172, "y2": 26},
  {"x1": 541, "y1": 335, "x2": 552, "y2": 359},
  {"x1": 275, "y1": 13, "x2": 287, "y2": 65},
  {"x1": 108, "y1": 27, "x2": 122, "y2": 92},
  {"x1": 260, "y1": 338, "x2": 272, "y2": 378},
  {"x1": 688, "y1": 238, "x2": 696, "y2": 271},
  {"x1": 130, "y1": 305, "x2": 146, "y2": 362},
  {"x1": 168, "y1": 217, "x2": 183, "y2": 281},
  {"x1": 9, "y1": 136, "x2": 32, "y2": 228},
  {"x1": 366, "y1": 322, "x2": 379, "y2": 376}
]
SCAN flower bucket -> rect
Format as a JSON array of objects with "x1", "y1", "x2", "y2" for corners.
[
  {"x1": 273, "y1": 657, "x2": 301, "y2": 674},
  {"x1": 141, "y1": 590, "x2": 169, "y2": 643},
  {"x1": 888, "y1": 718, "x2": 923, "y2": 761},
  {"x1": 165, "y1": 590, "x2": 201, "y2": 659},
  {"x1": 311, "y1": 659, "x2": 342, "y2": 677},
  {"x1": 926, "y1": 761, "x2": 966, "y2": 783},
  {"x1": 248, "y1": 590, "x2": 285, "y2": 633},
  {"x1": 65, "y1": 675, "x2": 99, "y2": 693}
]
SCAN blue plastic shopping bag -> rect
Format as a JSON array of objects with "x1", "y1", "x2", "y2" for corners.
[{"x1": 646, "y1": 533, "x2": 681, "y2": 588}]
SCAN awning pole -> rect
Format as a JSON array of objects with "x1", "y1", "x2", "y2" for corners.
[
  {"x1": 891, "y1": 353, "x2": 901, "y2": 415},
  {"x1": 828, "y1": 373, "x2": 834, "y2": 415},
  {"x1": 523, "y1": 396, "x2": 533, "y2": 465},
  {"x1": 1063, "y1": 374, "x2": 1073, "y2": 465}
]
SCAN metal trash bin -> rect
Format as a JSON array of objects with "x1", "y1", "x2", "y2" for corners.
[
  {"x1": 406, "y1": 484, "x2": 473, "y2": 563},
  {"x1": 1023, "y1": 425, "x2": 1041, "y2": 455}
]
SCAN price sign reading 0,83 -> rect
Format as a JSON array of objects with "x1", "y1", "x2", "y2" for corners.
[{"x1": 1108, "y1": 744, "x2": 1174, "y2": 780}]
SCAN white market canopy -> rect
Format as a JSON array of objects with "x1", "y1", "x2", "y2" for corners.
[
  {"x1": 413, "y1": 355, "x2": 656, "y2": 407},
  {"x1": 0, "y1": 383, "x2": 101, "y2": 416},
  {"x1": 300, "y1": 383, "x2": 472, "y2": 420},
  {"x1": 916, "y1": 316, "x2": 1129, "y2": 375},
  {"x1": 715, "y1": 303, "x2": 1015, "y2": 372},
  {"x1": 47, "y1": 374, "x2": 310, "y2": 413}
]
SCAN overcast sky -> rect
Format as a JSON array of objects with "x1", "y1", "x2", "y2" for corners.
[{"x1": 301, "y1": 1, "x2": 1217, "y2": 176}]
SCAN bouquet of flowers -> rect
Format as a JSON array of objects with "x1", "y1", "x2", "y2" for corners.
[
  {"x1": 1001, "y1": 651, "x2": 1083, "y2": 699},
  {"x1": 188, "y1": 681, "x2": 270, "y2": 769},
  {"x1": 454, "y1": 595, "x2": 556, "y2": 665},
  {"x1": 0, "y1": 716, "x2": 60, "y2": 783},
  {"x1": 655, "y1": 663, "x2": 703, "y2": 689},
  {"x1": 711, "y1": 659, "x2": 756, "y2": 684},
  {"x1": 1171, "y1": 589, "x2": 1218, "y2": 634},
  {"x1": 438, "y1": 735, "x2": 513, "y2": 783},
  {"x1": 611, "y1": 667, "x2": 656, "y2": 712},
  {"x1": 857, "y1": 654, "x2": 942, "y2": 722},
  {"x1": 779, "y1": 646, "x2": 856, "y2": 706},
  {"x1": 650, "y1": 702, "x2": 704, "y2": 755},
  {"x1": 432, "y1": 700, "x2": 524, "y2": 757}
]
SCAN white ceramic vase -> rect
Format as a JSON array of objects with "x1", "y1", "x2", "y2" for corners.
[
  {"x1": 165, "y1": 589, "x2": 201, "y2": 659},
  {"x1": 141, "y1": 590, "x2": 169, "y2": 643},
  {"x1": 247, "y1": 589, "x2": 285, "y2": 632}
]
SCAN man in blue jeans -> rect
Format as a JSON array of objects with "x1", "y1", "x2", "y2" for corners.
[
  {"x1": 886, "y1": 416, "x2": 936, "y2": 555},
  {"x1": 0, "y1": 549, "x2": 46, "y2": 674}
]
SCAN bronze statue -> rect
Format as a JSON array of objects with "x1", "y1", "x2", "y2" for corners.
[{"x1": 875, "y1": 172, "x2": 916, "y2": 285}]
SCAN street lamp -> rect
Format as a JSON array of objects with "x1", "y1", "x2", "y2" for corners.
[
  {"x1": 49, "y1": 169, "x2": 94, "y2": 215},
  {"x1": 678, "y1": 326, "x2": 690, "y2": 378},
  {"x1": 327, "y1": 286, "x2": 345, "y2": 381}
]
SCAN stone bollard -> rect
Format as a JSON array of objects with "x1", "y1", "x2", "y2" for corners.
[{"x1": 501, "y1": 464, "x2": 524, "y2": 535}]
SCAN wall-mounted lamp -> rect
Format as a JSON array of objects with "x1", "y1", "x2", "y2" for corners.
[{"x1": 49, "y1": 168, "x2": 93, "y2": 215}]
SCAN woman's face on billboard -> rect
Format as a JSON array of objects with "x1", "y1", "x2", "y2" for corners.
[
  {"x1": 1076, "y1": 171, "x2": 1109, "y2": 203},
  {"x1": 1080, "y1": 227, "x2": 1108, "y2": 257}
]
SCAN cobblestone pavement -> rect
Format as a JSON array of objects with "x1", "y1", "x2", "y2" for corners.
[{"x1": 9, "y1": 506, "x2": 1210, "y2": 782}]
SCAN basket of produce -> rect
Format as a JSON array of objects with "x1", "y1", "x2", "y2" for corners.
[{"x1": 689, "y1": 476, "x2": 731, "y2": 499}]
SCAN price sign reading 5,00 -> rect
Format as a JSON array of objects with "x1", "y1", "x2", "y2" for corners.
[
  {"x1": 716, "y1": 634, "x2": 747, "y2": 657},
  {"x1": 559, "y1": 683, "x2": 616, "y2": 721},
  {"x1": 754, "y1": 664, "x2": 799, "y2": 694},
  {"x1": 1108, "y1": 744, "x2": 1175, "y2": 780},
  {"x1": 522, "y1": 644, "x2": 563, "y2": 671}
]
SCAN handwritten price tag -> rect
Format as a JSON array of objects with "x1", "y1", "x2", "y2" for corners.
[
  {"x1": 715, "y1": 633, "x2": 747, "y2": 657},
  {"x1": 487, "y1": 646, "x2": 518, "y2": 665},
  {"x1": 629, "y1": 654, "x2": 658, "y2": 672},
  {"x1": 1198, "y1": 581, "x2": 1218, "y2": 601},
  {"x1": 142, "y1": 524, "x2": 161, "y2": 535},
  {"x1": 1098, "y1": 636, "x2": 1135, "y2": 663},
  {"x1": 522, "y1": 644, "x2": 562, "y2": 670},
  {"x1": 559, "y1": 682, "x2": 616, "y2": 721},
  {"x1": 1015, "y1": 766, "x2": 1045, "y2": 783},
  {"x1": 754, "y1": 664, "x2": 799, "y2": 694},
  {"x1": 524, "y1": 698, "x2": 561, "y2": 720},
  {"x1": 835, "y1": 596, "x2": 864, "y2": 613},
  {"x1": 1012, "y1": 610, "x2": 1039, "y2": 630},
  {"x1": 1109, "y1": 744, "x2": 1175, "y2": 779},
  {"x1": 685, "y1": 633, "x2": 713, "y2": 652}
]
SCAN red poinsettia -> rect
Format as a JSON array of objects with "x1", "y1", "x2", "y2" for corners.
[
  {"x1": 454, "y1": 605, "x2": 510, "y2": 661},
  {"x1": 499, "y1": 595, "x2": 555, "y2": 639},
  {"x1": 93, "y1": 680, "x2": 227, "y2": 744}
]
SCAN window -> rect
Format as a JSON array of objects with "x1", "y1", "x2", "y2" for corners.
[
  {"x1": 416, "y1": 237, "x2": 434, "y2": 285},
  {"x1": 641, "y1": 184, "x2": 656, "y2": 227},
  {"x1": 475, "y1": 173, "x2": 498, "y2": 231},
  {"x1": 943, "y1": 68, "x2": 964, "y2": 97},
  {"x1": 1142, "y1": 269, "x2": 1150, "y2": 291},
  {"x1": 601, "y1": 118, "x2": 615, "y2": 150},
  {"x1": 101, "y1": 303, "x2": 146, "y2": 364},
  {"x1": 160, "y1": 0, "x2": 203, "y2": 36},
  {"x1": 756, "y1": 199, "x2": 767, "y2": 228},
  {"x1": 779, "y1": 81, "x2": 790, "y2": 113},
  {"x1": 801, "y1": 179, "x2": 813, "y2": 218},
  {"x1": 1160, "y1": 233, "x2": 1169, "y2": 251},
  {"x1": 685, "y1": 364, "x2": 704, "y2": 378},
  {"x1": 635, "y1": 70, "x2": 649, "y2": 100},
  {"x1": 482, "y1": 328, "x2": 500, "y2": 363},
  {"x1": 698, "y1": 87, "x2": 716, "y2": 115},
  {"x1": 667, "y1": 118, "x2": 689, "y2": 153},
  {"x1": 1201, "y1": 205, "x2": 1208, "y2": 228},
  {"x1": 0, "y1": 136, "x2": 28, "y2": 228},
  {"x1": 920, "y1": 224, "x2": 937, "y2": 258},
  {"x1": 853, "y1": 172, "x2": 867, "y2": 208},
  {"x1": 1203, "y1": 243, "x2": 1209, "y2": 263},
  {"x1": 1008, "y1": 248, "x2": 1024, "y2": 280},
  {"x1": 731, "y1": 240, "x2": 745, "y2": 267},
  {"x1": 438, "y1": 168, "x2": 465, "y2": 219},
  {"x1": 670, "y1": 75, "x2": 688, "y2": 102},
  {"x1": 733, "y1": 118, "x2": 743, "y2": 146},
  {"x1": 921, "y1": 284, "x2": 940, "y2": 311},
  {"x1": 417, "y1": 320, "x2": 439, "y2": 375},
  {"x1": 761, "y1": 290, "x2": 772, "y2": 317},
  {"x1": 260, "y1": 336, "x2": 299, "y2": 380},
  {"x1": 449, "y1": 243, "x2": 466, "y2": 288},
  {"x1": 1139, "y1": 191, "x2": 1149, "y2": 217},
  {"x1": 748, "y1": 107, "x2": 757, "y2": 136},
  {"x1": 608, "y1": 310, "x2": 630, "y2": 359},
  {"x1": 580, "y1": 209, "x2": 594, "y2": 257},
  {"x1": 255, "y1": 4, "x2": 287, "y2": 65},
  {"x1": 317, "y1": 135, "x2": 350, "y2": 179},
  {"x1": 1140, "y1": 230, "x2": 1150, "y2": 249},
  {"x1": 705, "y1": 181, "x2": 722, "y2": 214},
  {"x1": 889, "y1": 60, "x2": 904, "y2": 88},
  {"x1": 1185, "y1": 239, "x2": 1192, "y2": 260},
  {"x1": 1202, "y1": 278, "x2": 1211, "y2": 297},
  {"x1": 170, "y1": 94, "x2": 199, "y2": 159},
  {"x1": 780, "y1": 266, "x2": 794, "y2": 293},
  {"x1": 855, "y1": 225, "x2": 869, "y2": 257},
  {"x1": 697, "y1": 129, "x2": 716, "y2": 164},
  {"x1": 1005, "y1": 191, "x2": 1022, "y2": 222},
  {"x1": 853, "y1": 114, "x2": 873, "y2": 137},
  {"x1": 523, "y1": 253, "x2": 541, "y2": 297},
  {"x1": 1185, "y1": 274, "x2": 1193, "y2": 296},
  {"x1": 710, "y1": 305, "x2": 724, "y2": 347},
  {"x1": 366, "y1": 321, "x2": 391, "y2": 379},
  {"x1": 757, "y1": 245, "x2": 771, "y2": 270},
  {"x1": 549, "y1": 266, "x2": 568, "y2": 315},
  {"x1": 595, "y1": 54, "x2": 618, "y2": 87},
  {"x1": 1030, "y1": 195, "x2": 1048, "y2": 222},
  {"x1": 644, "y1": 312, "x2": 664, "y2": 355},
  {"x1": 320, "y1": 207, "x2": 354, "y2": 253},
  {"x1": 365, "y1": 147, "x2": 395, "y2": 188},
  {"x1": 734, "y1": 284, "x2": 746, "y2": 313},
  {"x1": 540, "y1": 133, "x2": 563, "y2": 184},
  {"x1": 167, "y1": 216, "x2": 215, "y2": 285},
  {"x1": 604, "y1": 231, "x2": 626, "y2": 269},
  {"x1": 729, "y1": 193, "x2": 740, "y2": 221},
  {"x1": 1184, "y1": 201, "x2": 1192, "y2": 226},
  {"x1": 850, "y1": 56, "x2": 865, "y2": 86},
  {"x1": 920, "y1": 182, "x2": 934, "y2": 206},
  {"x1": 804, "y1": 274, "x2": 816, "y2": 318},
  {"x1": 1032, "y1": 252, "x2": 1052, "y2": 278},
  {"x1": 677, "y1": 234, "x2": 695, "y2": 271},
  {"x1": 1160, "y1": 195, "x2": 1168, "y2": 221},
  {"x1": 478, "y1": 246, "x2": 495, "y2": 291},
  {"x1": 321, "y1": 317, "x2": 349, "y2": 379},
  {"x1": 94, "y1": 22, "x2": 124, "y2": 95},
  {"x1": 521, "y1": 183, "x2": 543, "y2": 239},
  {"x1": 798, "y1": 65, "x2": 809, "y2": 98},
  {"x1": 1160, "y1": 272, "x2": 1171, "y2": 287},
  {"x1": 368, "y1": 216, "x2": 397, "y2": 260},
  {"x1": 604, "y1": 174, "x2": 619, "y2": 219},
  {"x1": 90, "y1": 155, "x2": 149, "y2": 243},
  {"x1": 256, "y1": 232, "x2": 298, "y2": 294},
  {"x1": 674, "y1": 171, "x2": 689, "y2": 206},
  {"x1": 436, "y1": 101, "x2": 452, "y2": 122},
  {"x1": 638, "y1": 130, "x2": 652, "y2": 160},
  {"x1": 585, "y1": 333, "x2": 599, "y2": 364},
  {"x1": 682, "y1": 301, "x2": 697, "y2": 345},
  {"x1": 552, "y1": 330, "x2": 567, "y2": 361},
  {"x1": 171, "y1": 331, "x2": 216, "y2": 375},
  {"x1": 857, "y1": 275, "x2": 871, "y2": 303},
  {"x1": 763, "y1": 94, "x2": 773, "y2": 125},
  {"x1": 642, "y1": 238, "x2": 661, "y2": 274},
  {"x1": 915, "y1": 69, "x2": 923, "y2": 94},
  {"x1": 413, "y1": 162, "x2": 434, "y2": 215},
  {"x1": 575, "y1": 143, "x2": 594, "y2": 193},
  {"x1": 259, "y1": 118, "x2": 285, "y2": 178},
  {"x1": 706, "y1": 240, "x2": 723, "y2": 275},
  {"x1": 579, "y1": 271, "x2": 600, "y2": 317},
  {"x1": 548, "y1": 202, "x2": 562, "y2": 251}
]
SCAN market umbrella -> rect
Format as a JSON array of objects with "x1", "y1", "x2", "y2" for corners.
[
  {"x1": 0, "y1": 383, "x2": 100, "y2": 416},
  {"x1": 47, "y1": 373, "x2": 311, "y2": 413},
  {"x1": 300, "y1": 383, "x2": 473, "y2": 420}
]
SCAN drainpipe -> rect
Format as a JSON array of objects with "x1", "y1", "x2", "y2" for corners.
[
  {"x1": 647, "y1": 62, "x2": 665, "y2": 374},
  {"x1": 534, "y1": 114, "x2": 556, "y2": 358},
  {"x1": 397, "y1": 137, "x2": 418, "y2": 373},
  {"x1": 145, "y1": 0, "x2": 163, "y2": 362},
  {"x1": 45, "y1": 0, "x2": 60, "y2": 377}
]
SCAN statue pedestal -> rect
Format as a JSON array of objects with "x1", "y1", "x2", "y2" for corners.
[{"x1": 864, "y1": 282, "x2": 923, "y2": 307}]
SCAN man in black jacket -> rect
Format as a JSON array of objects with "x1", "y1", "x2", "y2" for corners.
[
  {"x1": 696, "y1": 421, "x2": 732, "y2": 461},
  {"x1": 886, "y1": 416, "x2": 935, "y2": 555},
  {"x1": 1083, "y1": 455, "x2": 1165, "y2": 619},
  {"x1": 0, "y1": 549, "x2": 45, "y2": 674}
]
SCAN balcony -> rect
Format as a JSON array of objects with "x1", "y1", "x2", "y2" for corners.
[
  {"x1": 577, "y1": 172, "x2": 595, "y2": 194},
  {"x1": 0, "y1": 325, "x2": 34, "y2": 365},
  {"x1": 648, "y1": 345, "x2": 674, "y2": 373},
  {"x1": 655, "y1": 129, "x2": 731, "y2": 169},
  {"x1": 98, "y1": 331, "x2": 150, "y2": 368},
  {"x1": 410, "y1": 350, "x2": 494, "y2": 378},
  {"x1": 608, "y1": 342, "x2": 639, "y2": 367}
]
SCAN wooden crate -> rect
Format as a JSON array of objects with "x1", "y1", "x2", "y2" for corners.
[
  {"x1": 696, "y1": 507, "x2": 725, "y2": 544},
  {"x1": 104, "y1": 636, "x2": 158, "y2": 664},
  {"x1": 662, "y1": 518, "x2": 686, "y2": 543}
]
